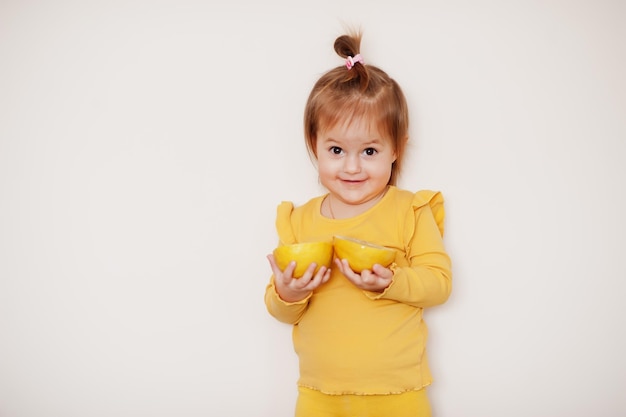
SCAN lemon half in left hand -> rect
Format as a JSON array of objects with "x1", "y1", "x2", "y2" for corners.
[{"x1": 273, "y1": 241, "x2": 334, "y2": 278}]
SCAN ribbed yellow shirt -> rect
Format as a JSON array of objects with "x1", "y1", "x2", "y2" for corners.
[{"x1": 265, "y1": 187, "x2": 452, "y2": 395}]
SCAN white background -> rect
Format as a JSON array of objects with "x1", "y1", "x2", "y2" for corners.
[{"x1": 1, "y1": 1, "x2": 625, "y2": 416}]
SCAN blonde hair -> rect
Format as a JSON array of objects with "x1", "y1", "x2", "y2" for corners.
[{"x1": 304, "y1": 31, "x2": 409, "y2": 185}]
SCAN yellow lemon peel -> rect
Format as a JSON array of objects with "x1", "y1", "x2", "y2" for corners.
[
  {"x1": 333, "y1": 235, "x2": 396, "y2": 273},
  {"x1": 273, "y1": 241, "x2": 334, "y2": 278}
]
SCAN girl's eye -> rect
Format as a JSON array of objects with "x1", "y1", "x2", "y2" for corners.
[
  {"x1": 363, "y1": 147, "x2": 377, "y2": 156},
  {"x1": 330, "y1": 146, "x2": 343, "y2": 155}
]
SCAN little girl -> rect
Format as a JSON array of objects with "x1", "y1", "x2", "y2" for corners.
[{"x1": 265, "y1": 31, "x2": 452, "y2": 417}]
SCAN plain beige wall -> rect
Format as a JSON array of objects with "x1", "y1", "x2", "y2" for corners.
[{"x1": 1, "y1": 1, "x2": 625, "y2": 416}]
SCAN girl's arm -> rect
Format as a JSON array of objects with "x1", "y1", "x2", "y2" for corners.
[
  {"x1": 264, "y1": 278, "x2": 311, "y2": 324},
  {"x1": 367, "y1": 201, "x2": 452, "y2": 308},
  {"x1": 264, "y1": 255, "x2": 331, "y2": 324}
]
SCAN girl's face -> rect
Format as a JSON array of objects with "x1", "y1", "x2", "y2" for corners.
[{"x1": 316, "y1": 117, "x2": 396, "y2": 214}]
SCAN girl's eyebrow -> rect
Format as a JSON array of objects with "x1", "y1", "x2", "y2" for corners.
[{"x1": 324, "y1": 137, "x2": 384, "y2": 145}]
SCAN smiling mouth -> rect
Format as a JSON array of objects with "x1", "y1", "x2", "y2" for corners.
[{"x1": 340, "y1": 178, "x2": 365, "y2": 184}]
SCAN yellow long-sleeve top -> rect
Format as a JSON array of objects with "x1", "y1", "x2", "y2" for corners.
[{"x1": 264, "y1": 186, "x2": 452, "y2": 395}]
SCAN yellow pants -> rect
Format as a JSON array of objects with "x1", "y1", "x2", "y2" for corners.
[{"x1": 295, "y1": 386, "x2": 432, "y2": 417}]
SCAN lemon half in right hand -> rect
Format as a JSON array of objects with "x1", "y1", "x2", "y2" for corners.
[
  {"x1": 272, "y1": 241, "x2": 334, "y2": 278},
  {"x1": 333, "y1": 235, "x2": 396, "y2": 273}
]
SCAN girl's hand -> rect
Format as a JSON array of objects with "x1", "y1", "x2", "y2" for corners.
[
  {"x1": 267, "y1": 254, "x2": 331, "y2": 303},
  {"x1": 334, "y1": 258, "x2": 393, "y2": 292}
]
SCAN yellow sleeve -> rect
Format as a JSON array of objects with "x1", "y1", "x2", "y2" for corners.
[
  {"x1": 372, "y1": 190, "x2": 452, "y2": 307},
  {"x1": 264, "y1": 201, "x2": 311, "y2": 324},
  {"x1": 264, "y1": 280, "x2": 311, "y2": 324}
]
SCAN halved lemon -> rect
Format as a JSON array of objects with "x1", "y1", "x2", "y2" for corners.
[
  {"x1": 273, "y1": 241, "x2": 334, "y2": 278},
  {"x1": 333, "y1": 235, "x2": 396, "y2": 273}
]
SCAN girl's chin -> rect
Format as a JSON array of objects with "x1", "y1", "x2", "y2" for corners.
[{"x1": 332, "y1": 190, "x2": 372, "y2": 204}]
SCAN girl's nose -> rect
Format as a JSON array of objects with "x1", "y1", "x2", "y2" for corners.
[{"x1": 343, "y1": 154, "x2": 361, "y2": 174}]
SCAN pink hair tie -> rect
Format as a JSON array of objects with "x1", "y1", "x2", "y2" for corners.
[{"x1": 345, "y1": 54, "x2": 364, "y2": 70}]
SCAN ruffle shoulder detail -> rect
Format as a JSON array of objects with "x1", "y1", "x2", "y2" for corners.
[
  {"x1": 402, "y1": 190, "x2": 446, "y2": 249},
  {"x1": 417, "y1": 190, "x2": 445, "y2": 236},
  {"x1": 275, "y1": 201, "x2": 297, "y2": 245}
]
